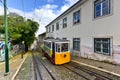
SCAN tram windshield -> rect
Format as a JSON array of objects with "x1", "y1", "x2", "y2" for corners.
[
  {"x1": 61, "y1": 43, "x2": 69, "y2": 52},
  {"x1": 56, "y1": 43, "x2": 69, "y2": 52}
]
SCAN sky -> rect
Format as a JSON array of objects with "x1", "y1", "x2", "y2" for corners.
[{"x1": 0, "y1": 0, "x2": 79, "y2": 36}]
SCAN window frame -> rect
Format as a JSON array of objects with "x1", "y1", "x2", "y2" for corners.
[
  {"x1": 63, "y1": 17, "x2": 67, "y2": 28},
  {"x1": 52, "y1": 25, "x2": 54, "y2": 32},
  {"x1": 56, "y1": 22, "x2": 59, "y2": 30},
  {"x1": 46, "y1": 27, "x2": 48, "y2": 33},
  {"x1": 73, "y1": 10, "x2": 80, "y2": 25},
  {"x1": 94, "y1": 38, "x2": 111, "y2": 56},
  {"x1": 61, "y1": 43, "x2": 69, "y2": 52},
  {"x1": 55, "y1": 42, "x2": 70, "y2": 53},
  {"x1": 63, "y1": 38, "x2": 67, "y2": 40},
  {"x1": 73, "y1": 38, "x2": 80, "y2": 51},
  {"x1": 94, "y1": 0, "x2": 111, "y2": 18},
  {"x1": 55, "y1": 43, "x2": 61, "y2": 52},
  {"x1": 49, "y1": 27, "x2": 51, "y2": 32}
]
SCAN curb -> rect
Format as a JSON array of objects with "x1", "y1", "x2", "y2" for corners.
[
  {"x1": 11, "y1": 54, "x2": 28, "y2": 80},
  {"x1": 71, "y1": 60, "x2": 120, "y2": 77}
]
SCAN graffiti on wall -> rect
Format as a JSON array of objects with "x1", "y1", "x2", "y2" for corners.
[
  {"x1": 0, "y1": 42, "x2": 11, "y2": 57},
  {"x1": 13, "y1": 44, "x2": 19, "y2": 55},
  {"x1": 0, "y1": 42, "x2": 5, "y2": 57}
]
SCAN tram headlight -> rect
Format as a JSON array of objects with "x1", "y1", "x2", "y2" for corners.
[{"x1": 64, "y1": 54, "x2": 66, "y2": 58}]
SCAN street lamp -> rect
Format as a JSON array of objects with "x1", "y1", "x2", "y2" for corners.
[{"x1": 4, "y1": 0, "x2": 9, "y2": 75}]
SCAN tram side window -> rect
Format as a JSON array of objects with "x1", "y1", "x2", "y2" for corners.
[
  {"x1": 44, "y1": 42, "x2": 47, "y2": 46},
  {"x1": 44, "y1": 42, "x2": 47, "y2": 50},
  {"x1": 44, "y1": 42, "x2": 51, "y2": 49},
  {"x1": 47, "y1": 42, "x2": 51, "y2": 49},
  {"x1": 61, "y1": 43, "x2": 68, "y2": 52},
  {"x1": 56, "y1": 44, "x2": 61, "y2": 52}
]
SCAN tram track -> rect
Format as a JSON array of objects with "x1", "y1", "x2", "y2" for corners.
[
  {"x1": 63, "y1": 64, "x2": 90, "y2": 80},
  {"x1": 32, "y1": 52, "x2": 43, "y2": 80},
  {"x1": 63, "y1": 62, "x2": 115, "y2": 80},
  {"x1": 39, "y1": 50, "x2": 111, "y2": 80},
  {"x1": 38, "y1": 49, "x2": 119, "y2": 80},
  {"x1": 32, "y1": 51, "x2": 56, "y2": 80},
  {"x1": 36, "y1": 56, "x2": 56, "y2": 80}
]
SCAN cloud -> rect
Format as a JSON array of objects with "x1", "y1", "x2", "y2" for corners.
[
  {"x1": 35, "y1": 0, "x2": 79, "y2": 36},
  {"x1": 58, "y1": 0, "x2": 79, "y2": 15},
  {"x1": 9, "y1": 7, "x2": 24, "y2": 16},
  {"x1": 34, "y1": 4, "x2": 59, "y2": 36},
  {"x1": 0, "y1": 0, "x2": 79, "y2": 36},
  {"x1": 0, "y1": 6, "x2": 4, "y2": 15},
  {"x1": 65, "y1": 0, "x2": 79, "y2": 5},
  {"x1": 45, "y1": 4, "x2": 58, "y2": 9}
]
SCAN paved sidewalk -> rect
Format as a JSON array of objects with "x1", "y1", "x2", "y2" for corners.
[
  {"x1": 0, "y1": 53, "x2": 27, "y2": 80},
  {"x1": 71, "y1": 56, "x2": 120, "y2": 77}
]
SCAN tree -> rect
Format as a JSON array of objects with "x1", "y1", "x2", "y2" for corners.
[
  {"x1": 0, "y1": 16, "x2": 4, "y2": 33},
  {"x1": 19, "y1": 19, "x2": 39, "y2": 52},
  {"x1": 0, "y1": 14, "x2": 39, "y2": 52},
  {"x1": 8, "y1": 16, "x2": 24, "y2": 40}
]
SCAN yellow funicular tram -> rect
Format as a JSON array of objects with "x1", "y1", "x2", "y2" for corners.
[{"x1": 42, "y1": 38, "x2": 70, "y2": 65}]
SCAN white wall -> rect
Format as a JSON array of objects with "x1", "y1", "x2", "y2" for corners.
[{"x1": 46, "y1": 0, "x2": 120, "y2": 64}]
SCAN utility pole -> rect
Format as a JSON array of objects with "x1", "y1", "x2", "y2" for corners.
[{"x1": 4, "y1": 0, "x2": 9, "y2": 75}]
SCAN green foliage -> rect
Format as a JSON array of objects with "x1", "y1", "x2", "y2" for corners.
[
  {"x1": 0, "y1": 26, "x2": 4, "y2": 33},
  {"x1": 0, "y1": 16, "x2": 4, "y2": 33},
  {"x1": 0, "y1": 14, "x2": 39, "y2": 51}
]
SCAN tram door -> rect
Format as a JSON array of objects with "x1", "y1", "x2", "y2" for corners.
[{"x1": 52, "y1": 43, "x2": 55, "y2": 58}]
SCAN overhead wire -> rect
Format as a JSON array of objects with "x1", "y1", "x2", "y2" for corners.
[
  {"x1": 32, "y1": 0, "x2": 47, "y2": 22},
  {"x1": 0, "y1": 0, "x2": 3, "y2": 6},
  {"x1": 0, "y1": 0, "x2": 1, "y2": 1},
  {"x1": 32, "y1": 0, "x2": 37, "y2": 20},
  {"x1": 22, "y1": 0, "x2": 26, "y2": 19},
  {"x1": 0, "y1": 0, "x2": 3, "y2": 8},
  {"x1": 0, "y1": 0, "x2": 10, "y2": 13},
  {"x1": 39, "y1": 5, "x2": 46, "y2": 21},
  {"x1": 0, "y1": 0, "x2": 26, "y2": 27}
]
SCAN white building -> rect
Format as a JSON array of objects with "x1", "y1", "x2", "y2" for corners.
[{"x1": 45, "y1": 0, "x2": 120, "y2": 64}]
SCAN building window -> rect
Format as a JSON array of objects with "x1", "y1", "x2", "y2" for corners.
[
  {"x1": 94, "y1": 38, "x2": 111, "y2": 55},
  {"x1": 47, "y1": 27, "x2": 49, "y2": 32},
  {"x1": 94, "y1": 0, "x2": 110, "y2": 18},
  {"x1": 73, "y1": 38, "x2": 80, "y2": 51},
  {"x1": 63, "y1": 38, "x2": 67, "y2": 40},
  {"x1": 63, "y1": 17, "x2": 67, "y2": 28},
  {"x1": 49, "y1": 27, "x2": 51, "y2": 32},
  {"x1": 73, "y1": 10, "x2": 80, "y2": 24},
  {"x1": 56, "y1": 22, "x2": 59, "y2": 30},
  {"x1": 52, "y1": 25, "x2": 54, "y2": 32},
  {"x1": 46, "y1": 27, "x2": 48, "y2": 33}
]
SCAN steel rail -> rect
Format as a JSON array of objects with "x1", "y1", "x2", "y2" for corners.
[{"x1": 32, "y1": 52, "x2": 43, "y2": 80}]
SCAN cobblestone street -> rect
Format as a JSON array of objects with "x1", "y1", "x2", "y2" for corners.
[
  {"x1": 15, "y1": 51, "x2": 85, "y2": 80},
  {"x1": 14, "y1": 51, "x2": 120, "y2": 80},
  {"x1": 0, "y1": 50, "x2": 120, "y2": 80}
]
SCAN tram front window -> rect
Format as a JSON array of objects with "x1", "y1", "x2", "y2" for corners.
[
  {"x1": 61, "y1": 43, "x2": 69, "y2": 52},
  {"x1": 56, "y1": 44, "x2": 61, "y2": 52}
]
